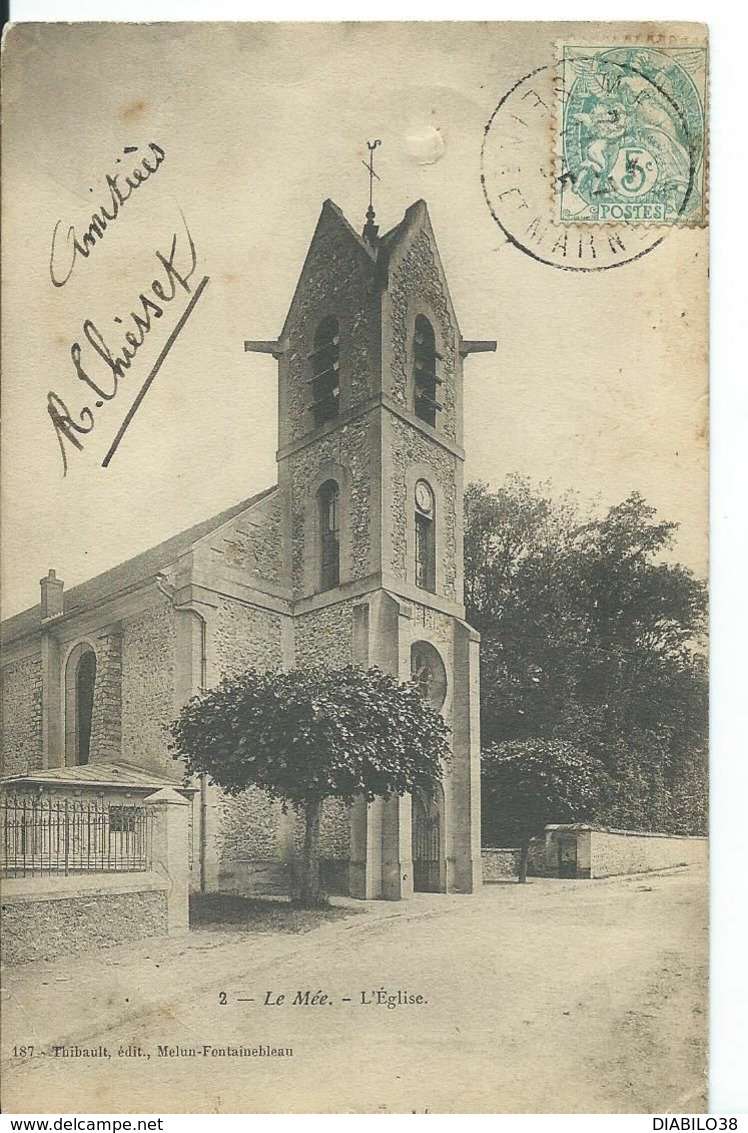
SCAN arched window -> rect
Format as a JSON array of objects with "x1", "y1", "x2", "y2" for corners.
[
  {"x1": 310, "y1": 316, "x2": 340, "y2": 426},
  {"x1": 414, "y1": 479, "x2": 436, "y2": 593},
  {"x1": 318, "y1": 480, "x2": 340, "y2": 591},
  {"x1": 413, "y1": 315, "x2": 441, "y2": 427},
  {"x1": 64, "y1": 643, "x2": 97, "y2": 765},
  {"x1": 411, "y1": 641, "x2": 448, "y2": 711}
]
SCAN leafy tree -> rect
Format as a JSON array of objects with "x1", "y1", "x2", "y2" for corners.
[
  {"x1": 482, "y1": 740, "x2": 604, "y2": 881},
  {"x1": 170, "y1": 665, "x2": 451, "y2": 907},
  {"x1": 465, "y1": 477, "x2": 708, "y2": 841}
]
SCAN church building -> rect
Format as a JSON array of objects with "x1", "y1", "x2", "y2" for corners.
[{"x1": 1, "y1": 193, "x2": 495, "y2": 900}]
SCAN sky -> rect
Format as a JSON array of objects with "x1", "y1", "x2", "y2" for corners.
[{"x1": 1, "y1": 21, "x2": 708, "y2": 618}]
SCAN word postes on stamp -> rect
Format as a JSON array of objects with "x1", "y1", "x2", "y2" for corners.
[{"x1": 556, "y1": 43, "x2": 707, "y2": 227}]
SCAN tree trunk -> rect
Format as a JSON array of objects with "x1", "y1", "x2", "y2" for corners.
[
  {"x1": 518, "y1": 839, "x2": 530, "y2": 884},
  {"x1": 297, "y1": 798, "x2": 325, "y2": 908}
]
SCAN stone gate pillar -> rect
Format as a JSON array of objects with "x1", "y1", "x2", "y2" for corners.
[
  {"x1": 450, "y1": 619, "x2": 482, "y2": 892},
  {"x1": 146, "y1": 787, "x2": 191, "y2": 933}
]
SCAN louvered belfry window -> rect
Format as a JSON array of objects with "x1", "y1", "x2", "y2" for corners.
[
  {"x1": 310, "y1": 316, "x2": 340, "y2": 426},
  {"x1": 413, "y1": 315, "x2": 441, "y2": 427}
]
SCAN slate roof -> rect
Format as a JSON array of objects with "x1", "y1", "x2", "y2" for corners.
[
  {"x1": 0, "y1": 761, "x2": 195, "y2": 791},
  {"x1": 2, "y1": 485, "x2": 278, "y2": 647}
]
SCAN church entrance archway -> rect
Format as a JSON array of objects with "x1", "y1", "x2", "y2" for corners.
[{"x1": 412, "y1": 784, "x2": 444, "y2": 892}]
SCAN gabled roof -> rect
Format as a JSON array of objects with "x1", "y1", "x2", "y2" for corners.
[
  {"x1": 278, "y1": 197, "x2": 446, "y2": 343},
  {"x1": 324, "y1": 198, "x2": 379, "y2": 260},
  {"x1": 278, "y1": 198, "x2": 378, "y2": 342},
  {"x1": 378, "y1": 211, "x2": 411, "y2": 252},
  {"x1": 2, "y1": 485, "x2": 278, "y2": 647},
  {"x1": 378, "y1": 198, "x2": 463, "y2": 338}
]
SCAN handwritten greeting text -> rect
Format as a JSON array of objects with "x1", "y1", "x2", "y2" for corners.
[
  {"x1": 47, "y1": 209, "x2": 209, "y2": 474},
  {"x1": 49, "y1": 143, "x2": 166, "y2": 288}
]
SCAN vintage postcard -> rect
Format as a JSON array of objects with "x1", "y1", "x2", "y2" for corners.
[{"x1": 0, "y1": 21, "x2": 709, "y2": 1114}]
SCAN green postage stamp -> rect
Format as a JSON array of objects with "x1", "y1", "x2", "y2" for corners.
[{"x1": 556, "y1": 42, "x2": 708, "y2": 225}]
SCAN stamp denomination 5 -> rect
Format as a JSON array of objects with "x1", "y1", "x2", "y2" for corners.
[{"x1": 555, "y1": 43, "x2": 708, "y2": 227}]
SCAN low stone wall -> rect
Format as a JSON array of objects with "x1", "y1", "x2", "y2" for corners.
[
  {"x1": 217, "y1": 858, "x2": 290, "y2": 896},
  {"x1": 484, "y1": 830, "x2": 707, "y2": 882},
  {"x1": 217, "y1": 857, "x2": 349, "y2": 897},
  {"x1": 1, "y1": 873, "x2": 168, "y2": 966},
  {"x1": 482, "y1": 848, "x2": 521, "y2": 881},
  {"x1": 589, "y1": 828, "x2": 707, "y2": 878},
  {"x1": 482, "y1": 840, "x2": 546, "y2": 881}
]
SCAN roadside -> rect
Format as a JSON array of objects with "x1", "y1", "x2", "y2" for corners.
[
  {"x1": 1, "y1": 866, "x2": 708, "y2": 1113},
  {"x1": 1, "y1": 887, "x2": 460, "y2": 1068}
]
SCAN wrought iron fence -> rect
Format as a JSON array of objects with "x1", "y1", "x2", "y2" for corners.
[{"x1": 1, "y1": 796, "x2": 151, "y2": 878}]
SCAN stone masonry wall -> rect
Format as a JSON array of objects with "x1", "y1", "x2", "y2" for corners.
[
  {"x1": 215, "y1": 787, "x2": 283, "y2": 864},
  {"x1": 212, "y1": 599, "x2": 355, "y2": 877},
  {"x1": 1, "y1": 884, "x2": 168, "y2": 965},
  {"x1": 89, "y1": 627, "x2": 123, "y2": 763},
  {"x1": 214, "y1": 598, "x2": 284, "y2": 678},
  {"x1": 212, "y1": 601, "x2": 354, "y2": 873},
  {"x1": 212, "y1": 598, "x2": 285, "y2": 868},
  {"x1": 1, "y1": 655, "x2": 43, "y2": 776},
  {"x1": 589, "y1": 830, "x2": 708, "y2": 878},
  {"x1": 482, "y1": 842, "x2": 546, "y2": 881},
  {"x1": 482, "y1": 848, "x2": 521, "y2": 881},
  {"x1": 294, "y1": 602, "x2": 354, "y2": 669},
  {"x1": 320, "y1": 797, "x2": 351, "y2": 858},
  {"x1": 289, "y1": 796, "x2": 351, "y2": 890},
  {"x1": 389, "y1": 419, "x2": 459, "y2": 600},
  {"x1": 120, "y1": 601, "x2": 176, "y2": 775},
  {"x1": 289, "y1": 419, "x2": 374, "y2": 597},
  {"x1": 207, "y1": 490, "x2": 285, "y2": 587}
]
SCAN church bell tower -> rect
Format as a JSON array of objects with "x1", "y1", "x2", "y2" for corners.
[{"x1": 245, "y1": 156, "x2": 495, "y2": 898}]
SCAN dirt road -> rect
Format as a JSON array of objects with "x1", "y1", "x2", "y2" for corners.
[{"x1": 1, "y1": 866, "x2": 708, "y2": 1113}]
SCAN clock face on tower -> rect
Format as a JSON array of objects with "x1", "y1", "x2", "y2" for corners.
[{"x1": 415, "y1": 479, "x2": 434, "y2": 515}]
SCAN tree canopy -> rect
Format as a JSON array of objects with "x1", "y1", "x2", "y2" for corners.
[
  {"x1": 482, "y1": 739, "x2": 604, "y2": 880},
  {"x1": 170, "y1": 664, "x2": 451, "y2": 905},
  {"x1": 465, "y1": 477, "x2": 708, "y2": 844}
]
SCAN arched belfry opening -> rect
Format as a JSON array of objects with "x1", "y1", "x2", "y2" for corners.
[
  {"x1": 310, "y1": 316, "x2": 340, "y2": 426},
  {"x1": 413, "y1": 314, "x2": 440, "y2": 427}
]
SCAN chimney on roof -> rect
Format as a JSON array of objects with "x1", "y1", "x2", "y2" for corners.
[{"x1": 40, "y1": 569, "x2": 64, "y2": 620}]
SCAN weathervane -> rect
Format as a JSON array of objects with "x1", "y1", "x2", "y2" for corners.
[{"x1": 362, "y1": 139, "x2": 381, "y2": 246}]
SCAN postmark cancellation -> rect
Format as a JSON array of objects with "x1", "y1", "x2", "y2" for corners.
[{"x1": 555, "y1": 41, "x2": 708, "y2": 227}]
